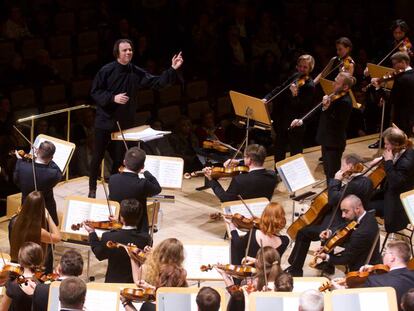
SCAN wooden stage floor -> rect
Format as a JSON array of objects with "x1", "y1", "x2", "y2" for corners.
[{"x1": 1, "y1": 134, "x2": 388, "y2": 285}]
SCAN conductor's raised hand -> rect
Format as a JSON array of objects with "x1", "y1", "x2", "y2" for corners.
[
  {"x1": 114, "y1": 93, "x2": 129, "y2": 105},
  {"x1": 171, "y1": 51, "x2": 184, "y2": 70}
]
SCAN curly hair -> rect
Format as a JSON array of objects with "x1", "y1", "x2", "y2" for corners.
[{"x1": 259, "y1": 202, "x2": 286, "y2": 236}]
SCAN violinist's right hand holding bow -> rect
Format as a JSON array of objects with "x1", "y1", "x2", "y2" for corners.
[
  {"x1": 371, "y1": 77, "x2": 381, "y2": 89},
  {"x1": 83, "y1": 221, "x2": 94, "y2": 233},
  {"x1": 223, "y1": 159, "x2": 240, "y2": 168},
  {"x1": 319, "y1": 229, "x2": 332, "y2": 241},
  {"x1": 359, "y1": 264, "x2": 373, "y2": 272}
]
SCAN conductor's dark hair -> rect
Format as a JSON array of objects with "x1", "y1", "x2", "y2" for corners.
[
  {"x1": 391, "y1": 19, "x2": 410, "y2": 33},
  {"x1": 336, "y1": 37, "x2": 353, "y2": 50},
  {"x1": 124, "y1": 147, "x2": 146, "y2": 172},
  {"x1": 120, "y1": 199, "x2": 143, "y2": 226},
  {"x1": 113, "y1": 39, "x2": 134, "y2": 58}
]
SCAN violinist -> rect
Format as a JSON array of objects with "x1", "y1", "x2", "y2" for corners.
[
  {"x1": 226, "y1": 202, "x2": 289, "y2": 266},
  {"x1": 313, "y1": 195, "x2": 381, "y2": 273},
  {"x1": 0, "y1": 242, "x2": 43, "y2": 311},
  {"x1": 286, "y1": 154, "x2": 373, "y2": 276},
  {"x1": 32, "y1": 249, "x2": 84, "y2": 311},
  {"x1": 205, "y1": 144, "x2": 278, "y2": 202},
  {"x1": 109, "y1": 147, "x2": 161, "y2": 232},
  {"x1": 367, "y1": 127, "x2": 414, "y2": 233},
  {"x1": 291, "y1": 72, "x2": 354, "y2": 179},
  {"x1": 196, "y1": 287, "x2": 221, "y2": 311},
  {"x1": 371, "y1": 52, "x2": 414, "y2": 137},
  {"x1": 59, "y1": 277, "x2": 87, "y2": 311},
  {"x1": 85, "y1": 199, "x2": 150, "y2": 283},
  {"x1": 263, "y1": 54, "x2": 315, "y2": 163},
  {"x1": 13, "y1": 140, "x2": 62, "y2": 225},
  {"x1": 9, "y1": 191, "x2": 61, "y2": 273}
]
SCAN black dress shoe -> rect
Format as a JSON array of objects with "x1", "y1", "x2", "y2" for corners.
[
  {"x1": 314, "y1": 262, "x2": 335, "y2": 275},
  {"x1": 88, "y1": 189, "x2": 96, "y2": 198},
  {"x1": 284, "y1": 266, "x2": 303, "y2": 277},
  {"x1": 368, "y1": 140, "x2": 380, "y2": 149}
]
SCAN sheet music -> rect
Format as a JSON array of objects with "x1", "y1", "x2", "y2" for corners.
[
  {"x1": 184, "y1": 244, "x2": 229, "y2": 279},
  {"x1": 402, "y1": 194, "x2": 414, "y2": 224},
  {"x1": 83, "y1": 289, "x2": 119, "y2": 311},
  {"x1": 144, "y1": 156, "x2": 183, "y2": 189},
  {"x1": 292, "y1": 281, "x2": 324, "y2": 292},
  {"x1": 359, "y1": 292, "x2": 390, "y2": 310},
  {"x1": 118, "y1": 127, "x2": 171, "y2": 142},
  {"x1": 33, "y1": 135, "x2": 74, "y2": 173},
  {"x1": 225, "y1": 201, "x2": 268, "y2": 218},
  {"x1": 64, "y1": 200, "x2": 92, "y2": 235},
  {"x1": 277, "y1": 157, "x2": 315, "y2": 193}
]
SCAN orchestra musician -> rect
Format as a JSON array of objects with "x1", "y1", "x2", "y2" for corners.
[
  {"x1": 13, "y1": 140, "x2": 62, "y2": 225},
  {"x1": 109, "y1": 147, "x2": 161, "y2": 232},
  {"x1": 196, "y1": 287, "x2": 221, "y2": 311},
  {"x1": 291, "y1": 72, "x2": 355, "y2": 179},
  {"x1": 371, "y1": 52, "x2": 414, "y2": 137},
  {"x1": 204, "y1": 144, "x2": 278, "y2": 202},
  {"x1": 59, "y1": 277, "x2": 87, "y2": 311},
  {"x1": 368, "y1": 127, "x2": 414, "y2": 233},
  {"x1": 84, "y1": 199, "x2": 150, "y2": 283},
  {"x1": 286, "y1": 154, "x2": 373, "y2": 276},
  {"x1": 226, "y1": 202, "x2": 289, "y2": 266},
  {"x1": 313, "y1": 195, "x2": 381, "y2": 273},
  {"x1": 88, "y1": 38, "x2": 183, "y2": 199},
  {"x1": 263, "y1": 54, "x2": 316, "y2": 163}
]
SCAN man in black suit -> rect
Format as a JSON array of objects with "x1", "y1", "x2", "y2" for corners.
[
  {"x1": 368, "y1": 127, "x2": 414, "y2": 233},
  {"x1": 59, "y1": 277, "x2": 86, "y2": 311},
  {"x1": 363, "y1": 241, "x2": 414, "y2": 311},
  {"x1": 109, "y1": 147, "x2": 161, "y2": 232},
  {"x1": 32, "y1": 249, "x2": 84, "y2": 311},
  {"x1": 286, "y1": 155, "x2": 373, "y2": 276},
  {"x1": 13, "y1": 140, "x2": 62, "y2": 224},
  {"x1": 85, "y1": 199, "x2": 150, "y2": 283},
  {"x1": 291, "y1": 72, "x2": 354, "y2": 179},
  {"x1": 372, "y1": 51, "x2": 414, "y2": 137},
  {"x1": 204, "y1": 144, "x2": 278, "y2": 202},
  {"x1": 314, "y1": 195, "x2": 381, "y2": 272}
]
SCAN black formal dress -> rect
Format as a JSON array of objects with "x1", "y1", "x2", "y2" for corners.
[
  {"x1": 230, "y1": 227, "x2": 289, "y2": 265},
  {"x1": 5, "y1": 279, "x2": 33, "y2": 311},
  {"x1": 89, "y1": 228, "x2": 150, "y2": 283},
  {"x1": 265, "y1": 73, "x2": 315, "y2": 163},
  {"x1": 13, "y1": 159, "x2": 62, "y2": 225},
  {"x1": 368, "y1": 149, "x2": 414, "y2": 232},
  {"x1": 208, "y1": 168, "x2": 278, "y2": 202},
  {"x1": 89, "y1": 61, "x2": 177, "y2": 191},
  {"x1": 389, "y1": 69, "x2": 414, "y2": 136},
  {"x1": 365, "y1": 267, "x2": 414, "y2": 311},
  {"x1": 316, "y1": 93, "x2": 353, "y2": 179},
  {"x1": 288, "y1": 175, "x2": 373, "y2": 271},
  {"x1": 327, "y1": 211, "x2": 381, "y2": 271},
  {"x1": 109, "y1": 171, "x2": 161, "y2": 232}
]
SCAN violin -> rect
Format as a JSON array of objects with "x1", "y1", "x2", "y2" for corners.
[
  {"x1": 106, "y1": 241, "x2": 147, "y2": 264},
  {"x1": 0, "y1": 264, "x2": 24, "y2": 279},
  {"x1": 294, "y1": 75, "x2": 310, "y2": 88},
  {"x1": 120, "y1": 287, "x2": 156, "y2": 302},
  {"x1": 200, "y1": 264, "x2": 256, "y2": 279},
  {"x1": 33, "y1": 271, "x2": 60, "y2": 283},
  {"x1": 210, "y1": 212, "x2": 260, "y2": 231},
  {"x1": 399, "y1": 37, "x2": 413, "y2": 56},
  {"x1": 345, "y1": 264, "x2": 389, "y2": 288},
  {"x1": 184, "y1": 165, "x2": 249, "y2": 180},
  {"x1": 340, "y1": 56, "x2": 354, "y2": 73},
  {"x1": 365, "y1": 68, "x2": 405, "y2": 90},
  {"x1": 71, "y1": 220, "x2": 123, "y2": 231},
  {"x1": 202, "y1": 140, "x2": 229, "y2": 153},
  {"x1": 9, "y1": 150, "x2": 33, "y2": 162}
]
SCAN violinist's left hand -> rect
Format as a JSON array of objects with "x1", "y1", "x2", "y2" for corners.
[
  {"x1": 289, "y1": 83, "x2": 298, "y2": 97},
  {"x1": 83, "y1": 221, "x2": 94, "y2": 233},
  {"x1": 108, "y1": 215, "x2": 117, "y2": 222},
  {"x1": 334, "y1": 169, "x2": 344, "y2": 181},
  {"x1": 316, "y1": 252, "x2": 327, "y2": 261},
  {"x1": 203, "y1": 167, "x2": 213, "y2": 181},
  {"x1": 322, "y1": 95, "x2": 331, "y2": 111},
  {"x1": 383, "y1": 148, "x2": 393, "y2": 161},
  {"x1": 241, "y1": 256, "x2": 256, "y2": 266}
]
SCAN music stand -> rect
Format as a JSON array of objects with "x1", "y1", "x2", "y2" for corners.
[
  {"x1": 320, "y1": 78, "x2": 360, "y2": 109},
  {"x1": 229, "y1": 91, "x2": 272, "y2": 153}
]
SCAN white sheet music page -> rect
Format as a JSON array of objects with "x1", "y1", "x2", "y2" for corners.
[
  {"x1": 143, "y1": 157, "x2": 160, "y2": 179},
  {"x1": 64, "y1": 200, "x2": 92, "y2": 235},
  {"x1": 158, "y1": 159, "x2": 183, "y2": 188},
  {"x1": 33, "y1": 135, "x2": 74, "y2": 173},
  {"x1": 83, "y1": 289, "x2": 119, "y2": 311},
  {"x1": 226, "y1": 201, "x2": 268, "y2": 218},
  {"x1": 279, "y1": 157, "x2": 315, "y2": 192},
  {"x1": 118, "y1": 127, "x2": 171, "y2": 142},
  {"x1": 402, "y1": 194, "x2": 414, "y2": 224},
  {"x1": 359, "y1": 292, "x2": 390, "y2": 310},
  {"x1": 184, "y1": 244, "x2": 230, "y2": 279}
]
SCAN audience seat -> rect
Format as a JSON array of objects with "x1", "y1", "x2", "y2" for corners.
[
  {"x1": 157, "y1": 105, "x2": 181, "y2": 128},
  {"x1": 186, "y1": 80, "x2": 208, "y2": 100},
  {"x1": 10, "y1": 88, "x2": 36, "y2": 109},
  {"x1": 71, "y1": 79, "x2": 92, "y2": 100},
  {"x1": 54, "y1": 58, "x2": 74, "y2": 81},
  {"x1": 21, "y1": 38, "x2": 45, "y2": 60},
  {"x1": 158, "y1": 84, "x2": 182, "y2": 106},
  {"x1": 49, "y1": 35, "x2": 73, "y2": 57},
  {"x1": 187, "y1": 100, "x2": 211, "y2": 122},
  {"x1": 41, "y1": 83, "x2": 66, "y2": 106},
  {"x1": 77, "y1": 31, "x2": 99, "y2": 54}
]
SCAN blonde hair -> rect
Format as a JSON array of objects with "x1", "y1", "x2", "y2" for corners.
[
  {"x1": 259, "y1": 203, "x2": 286, "y2": 236},
  {"x1": 298, "y1": 54, "x2": 315, "y2": 72},
  {"x1": 144, "y1": 238, "x2": 184, "y2": 285}
]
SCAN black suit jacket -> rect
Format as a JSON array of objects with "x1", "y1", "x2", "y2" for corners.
[
  {"x1": 208, "y1": 168, "x2": 278, "y2": 202},
  {"x1": 89, "y1": 228, "x2": 150, "y2": 283},
  {"x1": 390, "y1": 69, "x2": 414, "y2": 135},
  {"x1": 382, "y1": 149, "x2": 414, "y2": 232},
  {"x1": 316, "y1": 93, "x2": 353, "y2": 148},
  {"x1": 13, "y1": 159, "x2": 62, "y2": 224},
  {"x1": 365, "y1": 267, "x2": 414, "y2": 310},
  {"x1": 328, "y1": 211, "x2": 381, "y2": 271},
  {"x1": 109, "y1": 171, "x2": 161, "y2": 232},
  {"x1": 32, "y1": 278, "x2": 67, "y2": 311}
]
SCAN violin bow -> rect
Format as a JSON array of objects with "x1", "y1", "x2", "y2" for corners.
[
  {"x1": 116, "y1": 121, "x2": 129, "y2": 152},
  {"x1": 260, "y1": 239, "x2": 268, "y2": 291},
  {"x1": 377, "y1": 40, "x2": 405, "y2": 66},
  {"x1": 237, "y1": 195, "x2": 255, "y2": 218},
  {"x1": 315, "y1": 56, "x2": 343, "y2": 85},
  {"x1": 149, "y1": 200, "x2": 159, "y2": 247},
  {"x1": 264, "y1": 72, "x2": 299, "y2": 104},
  {"x1": 101, "y1": 179, "x2": 113, "y2": 218},
  {"x1": 0, "y1": 252, "x2": 5, "y2": 266},
  {"x1": 238, "y1": 195, "x2": 256, "y2": 265},
  {"x1": 364, "y1": 230, "x2": 380, "y2": 266},
  {"x1": 228, "y1": 137, "x2": 246, "y2": 167}
]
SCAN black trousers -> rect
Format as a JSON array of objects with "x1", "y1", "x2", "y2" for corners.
[
  {"x1": 321, "y1": 145, "x2": 345, "y2": 179},
  {"x1": 89, "y1": 128, "x2": 124, "y2": 190},
  {"x1": 274, "y1": 125, "x2": 305, "y2": 163}
]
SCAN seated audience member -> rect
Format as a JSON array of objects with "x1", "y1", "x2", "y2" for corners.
[
  {"x1": 168, "y1": 117, "x2": 203, "y2": 172},
  {"x1": 205, "y1": 144, "x2": 278, "y2": 202},
  {"x1": 196, "y1": 287, "x2": 221, "y2": 311},
  {"x1": 59, "y1": 277, "x2": 87, "y2": 311},
  {"x1": 274, "y1": 272, "x2": 294, "y2": 292},
  {"x1": 195, "y1": 110, "x2": 226, "y2": 146},
  {"x1": 0, "y1": 242, "x2": 43, "y2": 311},
  {"x1": 109, "y1": 147, "x2": 161, "y2": 232},
  {"x1": 85, "y1": 199, "x2": 150, "y2": 283},
  {"x1": 298, "y1": 289, "x2": 324, "y2": 311},
  {"x1": 227, "y1": 202, "x2": 289, "y2": 265},
  {"x1": 32, "y1": 249, "x2": 84, "y2": 311},
  {"x1": 402, "y1": 289, "x2": 414, "y2": 311},
  {"x1": 142, "y1": 118, "x2": 175, "y2": 156}
]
